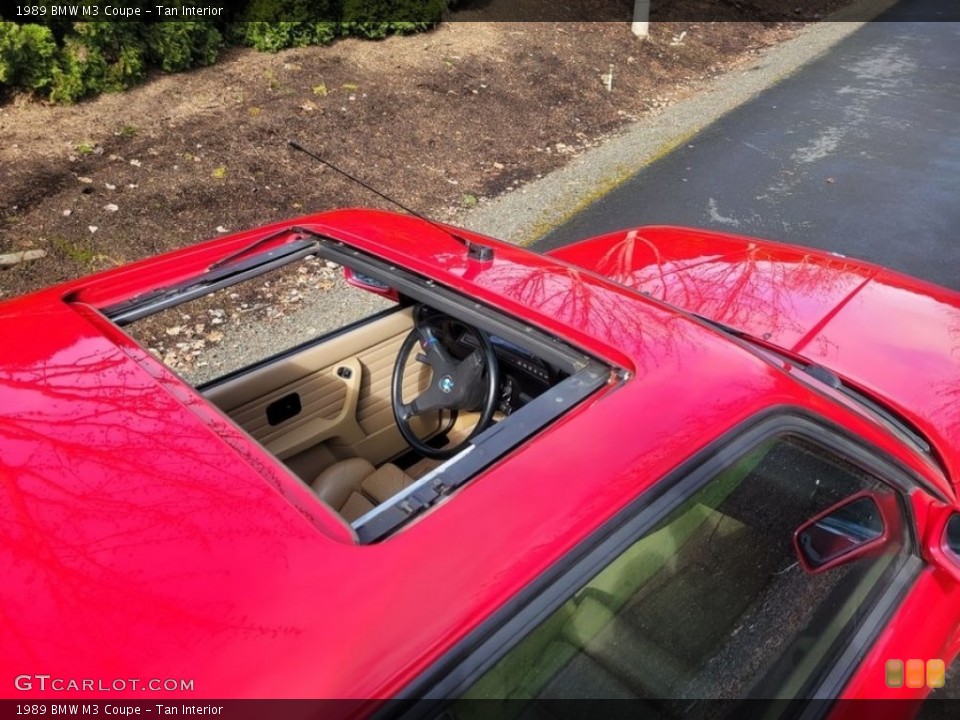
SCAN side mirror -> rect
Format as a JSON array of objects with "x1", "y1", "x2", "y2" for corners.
[
  {"x1": 793, "y1": 491, "x2": 896, "y2": 574},
  {"x1": 344, "y1": 267, "x2": 399, "y2": 301}
]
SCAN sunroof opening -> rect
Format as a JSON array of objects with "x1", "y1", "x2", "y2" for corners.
[{"x1": 102, "y1": 237, "x2": 613, "y2": 542}]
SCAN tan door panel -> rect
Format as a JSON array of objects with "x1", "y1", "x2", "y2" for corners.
[
  {"x1": 206, "y1": 356, "x2": 363, "y2": 461},
  {"x1": 206, "y1": 309, "x2": 416, "y2": 410},
  {"x1": 206, "y1": 308, "x2": 436, "y2": 466},
  {"x1": 338, "y1": 338, "x2": 438, "y2": 463},
  {"x1": 268, "y1": 358, "x2": 363, "y2": 459}
]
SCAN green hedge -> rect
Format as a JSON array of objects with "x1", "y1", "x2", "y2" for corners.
[
  {"x1": 0, "y1": 22, "x2": 59, "y2": 92},
  {"x1": 0, "y1": 0, "x2": 445, "y2": 103}
]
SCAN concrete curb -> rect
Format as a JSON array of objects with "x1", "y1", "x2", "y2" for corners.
[{"x1": 459, "y1": 0, "x2": 900, "y2": 246}]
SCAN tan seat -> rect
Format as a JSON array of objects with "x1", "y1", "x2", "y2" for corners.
[{"x1": 312, "y1": 458, "x2": 415, "y2": 522}]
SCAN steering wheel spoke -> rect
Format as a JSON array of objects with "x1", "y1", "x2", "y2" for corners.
[
  {"x1": 416, "y1": 326, "x2": 456, "y2": 372},
  {"x1": 453, "y1": 349, "x2": 485, "y2": 387},
  {"x1": 409, "y1": 385, "x2": 445, "y2": 416},
  {"x1": 395, "y1": 400, "x2": 415, "y2": 422}
]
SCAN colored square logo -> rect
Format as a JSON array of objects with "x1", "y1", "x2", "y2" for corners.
[
  {"x1": 886, "y1": 659, "x2": 904, "y2": 688},
  {"x1": 927, "y1": 659, "x2": 946, "y2": 689},
  {"x1": 906, "y1": 659, "x2": 925, "y2": 689}
]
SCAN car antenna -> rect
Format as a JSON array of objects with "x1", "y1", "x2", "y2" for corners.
[{"x1": 287, "y1": 139, "x2": 494, "y2": 261}]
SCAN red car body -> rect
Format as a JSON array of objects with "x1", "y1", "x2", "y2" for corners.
[{"x1": 2, "y1": 209, "x2": 960, "y2": 711}]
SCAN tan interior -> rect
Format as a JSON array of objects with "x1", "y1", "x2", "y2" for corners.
[
  {"x1": 205, "y1": 307, "x2": 507, "y2": 525},
  {"x1": 311, "y1": 457, "x2": 417, "y2": 523},
  {"x1": 205, "y1": 308, "x2": 439, "y2": 479},
  {"x1": 310, "y1": 407, "x2": 501, "y2": 523}
]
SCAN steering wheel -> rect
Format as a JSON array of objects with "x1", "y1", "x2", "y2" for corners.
[{"x1": 391, "y1": 315, "x2": 500, "y2": 460}]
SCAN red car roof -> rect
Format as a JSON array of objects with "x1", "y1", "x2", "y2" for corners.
[
  {"x1": 551, "y1": 224, "x2": 960, "y2": 487},
  {"x1": 0, "y1": 210, "x2": 946, "y2": 698}
]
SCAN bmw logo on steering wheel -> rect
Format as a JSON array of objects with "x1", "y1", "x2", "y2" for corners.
[{"x1": 439, "y1": 375, "x2": 455, "y2": 394}]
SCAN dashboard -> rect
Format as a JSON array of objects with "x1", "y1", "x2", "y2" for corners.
[{"x1": 455, "y1": 327, "x2": 559, "y2": 414}]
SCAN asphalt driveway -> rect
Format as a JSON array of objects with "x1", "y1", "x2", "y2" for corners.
[{"x1": 536, "y1": 0, "x2": 960, "y2": 291}]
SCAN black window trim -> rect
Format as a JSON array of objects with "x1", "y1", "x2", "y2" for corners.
[
  {"x1": 392, "y1": 406, "x2": 926, "y2": 716},
  {"x1": 805, "y1": 554, "x2": 923, "y2": 706},
  {"x1": 101, "y1": 235, "x2": 319, "y2": 325}
]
